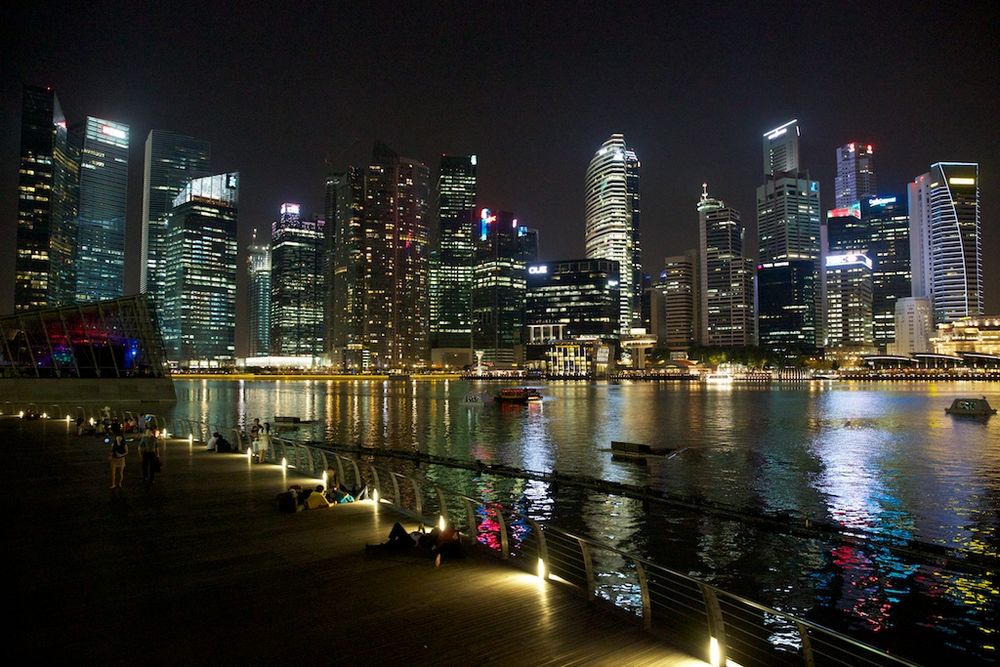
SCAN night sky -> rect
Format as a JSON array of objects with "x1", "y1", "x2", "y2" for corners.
[{"x1": 3, "y1": 1, "x2": 998, "y2": 351}]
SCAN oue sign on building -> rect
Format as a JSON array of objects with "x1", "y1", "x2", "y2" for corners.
[{"x1": 528, "y1": 265, "x2": 548, "y2": 275}]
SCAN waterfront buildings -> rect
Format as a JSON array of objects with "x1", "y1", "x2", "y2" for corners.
[
  {"x1": 74, "y1": 116, "x2": 130, "y2": 303},
  {"x1": 889, "y1": 297, "x2": 933, "y2": 354},
  {"x1": 660, "y1": 251, "x2": 699, "y2": 351},
  {"x1": 824, "y1": 252, "x2": 874, "y2": 351},
  {"x1": 909, "y1": 162, "x2": 983, "y2": 323},
  {"x1": 431, "y1": 155, "x2": 477, "y2": 366},
  {"x1": 471, "y1": 209, "x2": 535, "y2": 364},
  {"x1": 140, "y1": 130, "x2": 211, "y2": 305},
  {"x1": 863, "y1": 195, "x2": 911, "y2": 350},
  {"x1": 246, "y1": 230, "x2": 271, "y2": 358},
  {"x1": 325, "y1": 167, "x2": 365, "y2": 368},
  {"x1": 269, "y1": 203, "x2": 325, "y2": 358},
  {"x1": 834, "y1": 142, "x2": 876, "y2": 209},
  {"x1": 363, "y1": 143, "x2": 431, "y2": 369},
  {"x1": 162, "y1": 173, "x2": 239, "y2": 367},
  {"x1": 524, "y1": 258, "x2": 619, "y2": 376},
  {"x1": 585, "y1": 134, "x2": 641, "y2": 335},
  {"x1": 697, "y1": 185, "x2": 755, "y2": 346},
  {"x1": 931, "y1": 316, "x2": 1000, "y2": 357},
  {"x1": 14, "y1": 85, "x2": 78, "y2": 311},
  {"x1": 756, "y1": 120, "x2": 821, "y2": 352}
]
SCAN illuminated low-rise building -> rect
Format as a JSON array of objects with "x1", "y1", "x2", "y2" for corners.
[
  {"x1": 889, "y1": 297, "x2": 933, "y2": 355},
  {"x1": 931, "y1": 316, "x2": 1000, "y2": 357}
]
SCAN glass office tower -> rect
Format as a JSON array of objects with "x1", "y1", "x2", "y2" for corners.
[
  {"x1": 247, "y1": 230, "x2": 271, "y2": 358},
  {"x1": 270, "y1": 203, "x2": 326, "y2": 357},
  {"x1": 862, "y1": 195, "x2": 910, "y2": 349},
  {"x1": 74, "y1": 117, "x2": 129, "y2": 303},
  {"x1": 162, "y1": 173, "x2": 239, "y2": 367},
  {"x1": 432, "y1": 155, "x2": 478, "y2": 354},
  {"x1": 835, "y1": 142, "x2": 876, "y2": 209},
  {"x1": 141, "y1": 130, "x2": 211, "y2": 304}
]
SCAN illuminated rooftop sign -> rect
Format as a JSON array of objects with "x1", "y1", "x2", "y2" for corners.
[
  {"x1": 828, "y1": 203, "x2": 860, "y2": 219},
  {"x1": 826, "y1": 253, "x2": 872, "y2": 269},
  {"x1": 867, "y1": 196, "x2": 897, "y2": 207},
  {"x1": 949, "y1": 177, "x2": 976, "y2": 186},
  {"x1": 528, "y1": 265, "x2": 548, "y2": 275},
  {"x1": 101, "y1": 124, "x2": 126, "y2": 140},
  {"x1": 763, "y1": 119, "x2": 797, "y2": 139},
  {"x1": 281, "y1": 203, "x2": 300, "y2": 216},
  {"x1": 480, "y1": 208, "x2": 496, "y2": 241}
]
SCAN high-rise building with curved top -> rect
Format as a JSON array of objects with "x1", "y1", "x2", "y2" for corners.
[{"x1": 585, "y1": 134, "x2": 640, "y2": 335}]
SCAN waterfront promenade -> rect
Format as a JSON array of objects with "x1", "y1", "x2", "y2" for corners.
[{"x1": 4, "y1": 416, "x2": 703, "y2": 666}]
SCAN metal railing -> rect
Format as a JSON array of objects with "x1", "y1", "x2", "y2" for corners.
[{"x1": 172, "y1": 415, "x2": 918, "y2": 667}]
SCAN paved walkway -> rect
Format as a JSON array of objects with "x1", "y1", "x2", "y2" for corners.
[{"x1": 4, "y1": 416, "x2": 705, "y2": 666}]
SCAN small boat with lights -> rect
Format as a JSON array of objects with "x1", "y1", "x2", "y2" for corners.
[
  {"x1": 702, "y1": 372, "x2": 734, "y2": 384},
  {"x1": 495, "y1": 387, "x2": 543, "y2": 404},
  {"x1": 945, "y1": 397, "x2": 996, "y2": 417}
]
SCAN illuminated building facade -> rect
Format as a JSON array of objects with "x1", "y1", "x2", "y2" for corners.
[
  {"x1": 697, "y1": 185, "x2": 755, "y2": 346},
  {"x1": 757, "y1": 120, "x2": 821, "y2": 351},
  {"x1": 834, "y1": 142, "x2": 876, "y2": 208},
  {"x1": 661, "y1": 251, "x2": 699, "y2": 351},
  {"x1": 909, "y1": 162, "x2": 982, "y2": 323},
  {"x1": 471, "y1": 209, "x2": 535, "y2": 364},
  {"x1": 757, "y1": 260, "x2": 819, "y2": 353},
  {"x1": 74, "y1": 116, "x2": 129, "y2": 303},
  {"x1": 431, "y1": 155, "x2": 477, "y2": 358},
  {"x1": 14, "y1": 85, "x2": 79, "y2": 311},
  {"x1": 270, "y1": 203, "x2": 325, "y2": 357},
  {"x1": 162, "y1": 173, "x2": 239, "y2": 367},
  {"x1": 862, "y1": 195, "x2": 910, "y2": 350},
  {"x1": 525, "y1": 258, "x2": 620, "y2": 342},
  {"x1": 931, "y1": 316, "x2": 1000, "y2": 357},
  {"x1": 246, "y1": 231, "x2": 271, "y2": 357},
  {"x1": 326, "y1": 167, "x2": 365, "y2": 367},
  {"x1": 825, "y1": 253, "x2": 874, "y2": 350},
  {"x1": 361, "y1": 143, "x2": 431, "y2": 369},
  {"x1": 889, "y1": 297, "x2": 933, "y2": 354},
  {"x1": 140, "y1": 130, "x2": 211, "y2": 305},
  {"x1": 585, "y1": 134, "x2": 641, "y2": 335}
]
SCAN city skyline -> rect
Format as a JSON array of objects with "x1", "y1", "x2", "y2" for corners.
[{"x1": 2, "y1": 2, "x2": 998, "y2": 354}]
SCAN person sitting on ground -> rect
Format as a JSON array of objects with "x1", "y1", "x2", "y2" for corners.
[
  {"x1": 366, "y1": 522, "x2": 464, "y2": 564},
  {"x1": 206, "y1": 432, "x2": 220, "y2": 451},
  {"x1": 303, "y1": 485, "x2": 332, "y2": 510}
]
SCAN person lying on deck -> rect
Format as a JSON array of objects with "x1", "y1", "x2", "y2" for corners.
[{"x1": 365, "y1": 522, "x2": 464, "y2": 564}]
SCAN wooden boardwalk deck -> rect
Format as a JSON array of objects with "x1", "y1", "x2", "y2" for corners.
[{"x1": 4, "y1": 416, "x2": 705, "y2": 666}]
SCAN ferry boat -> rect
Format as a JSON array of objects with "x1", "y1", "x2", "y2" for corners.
[
  {"x1": 495, "y1": 387, "x2": 543, "y2": 404},
  {"x1": 945, "y1": 397, "x2": 997, "y2": 417},
  {"x1": 702, "y1": 372, "x2": 734, "y2": 384}
]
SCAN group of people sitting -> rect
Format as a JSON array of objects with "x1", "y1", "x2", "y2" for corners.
[{"x1": 366, "y1": 522, "x2": 464, "y2": 565}]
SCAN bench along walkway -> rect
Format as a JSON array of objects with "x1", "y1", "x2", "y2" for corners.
[{"x1": 4, "y1": 416, "x2": 704, "y2": 666}]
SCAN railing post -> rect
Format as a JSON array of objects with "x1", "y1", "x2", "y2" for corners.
[
  {"x1": 699, "y1": 583, "x2": 728, "y2": 667},
  {"x1": 494, "y1": 505, "x2": 510, "y2": 560},
  {"x1": 577, "y1": 538, "x2": 595, "y2": 600},
  {"x1": 634, "y1": 559, "x2": 651, "y2": 630},
  {"x1": 409, "y1": 477, "x2": 422, "y2": 518},
  {"x1": 349, "y1": 458, "x2": 362, "y2": 489},
  {"x1": 390, "y1": 471, "x2": 402, "y2": 507},
  {"x1": 436, "y1": 486, "x2": 449, "y2": 525},
  {"x1": 527, "y1": 519, "x2": 549, "y2": 580},
  {"x1": 796, "y1": 621, "x2": 816, "y2": 667},
  {"x1": 462, "y1": 497, "x2": 478, "y2": 540},
  {"x1": 333, "y1": 454, "x2": 346, "y2": 487}
]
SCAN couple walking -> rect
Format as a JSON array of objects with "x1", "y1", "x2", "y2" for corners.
[{"x1": 249, "y1": 418, "x2": 271, "y2": 463}]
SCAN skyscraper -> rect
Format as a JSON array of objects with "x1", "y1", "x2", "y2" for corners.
[
  {"x1": 247, "y1": 230, "x2": 271, "y2": 358},
  {"x1": 14, "y1": 85, "x2": 79, "y2": 311},
  {"x1": 585, "y1": 134, "x2": 641, "y2": 335},
  {"x1": 909, "y1": 162, "x2": 983, "y2": 323},
  {"x1": 835, "y1": 142, "x2": 876, "y2": 209},
  {"x1": 698, "y1": 184, "x2": 755, "y2": 346},
  {"x1": 661, "y1": 251, "x2": 699, "y2": 351},
  {"x1": 162, "y1": 173, "x2": 239, "y2": 367},
  {"x1": 270, "y1": 203, "x2": 325, "y2": 357},
  {"x1": 326, "y1": 167, "x2": 366, "y2": 368},
  {"x1": 431, "y1": 155, "x2": 477, "y2": 362},
  {"x1": 863, "y1": 195, "x2": 911, "y2": 350},
  {"x1": 756, "y1": 120, "x2": 822, "y2": 352},
  {"x1": 471, "y1": 208, "x2": 533, "y2": 364},
  {"x1": 361, "y1": 143, "x2": 431, "y2": 369},
  {"x1": 824, "y1": 253, "x2": 874, "y2": 350},
  {"x1": 141, "y1": 130, "x2": 211, "y2": 305},
  {"x1": 74, "y1": 116, "x2": 129, "y2": 303}
]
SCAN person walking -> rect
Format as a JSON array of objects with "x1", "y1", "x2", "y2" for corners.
[
  {"x1": 256, "y1": 422, "x2": 271, "y2": 463},
  {"x1": 109, "y1": 433, "x2": 128, "y2": 488},
  {"x1": 140, "y1": 428, "x2": 163, "y2": 483}
]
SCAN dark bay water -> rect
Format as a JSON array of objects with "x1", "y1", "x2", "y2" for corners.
[{"x1": 170, "y1": 379, "x2": 998, "y2": 663}]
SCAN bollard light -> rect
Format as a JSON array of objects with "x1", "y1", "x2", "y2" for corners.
[
  {"x1": 372, "y1": 489, "x2": 379, "y2": 504},
  {"x1": 18, "y1": 410, "x2": 24, "y2": 418},
  {"x1": 438, "y1": 515, "x2": 446, "y2": 531},
  {"x1": 322, "y1": 470, "x2": 329, "y2": 489},
  {"x1": 163, "y1": 429, "x2": 169, "y2": 438},
  {"x1": 281, "y1": 457, "x2": 288, "y2": 470},
  {"x1": 537, "y1": 557, "x2": 546, "y2": 579},
  {"x1": 246, "y1": 447, "x2": 252, "y2": 459},
  {"x1": 709, "y1": 637, "x2": 721, "y2": 667},
  {"x1": 41, "y1": 412, "x2": 48, "y2": 419},
  {"x1": 89, "y1": 417, "x2": 95, "y2": 426},
  {"x1": 66, "y1": 415, "x2": 71, "y2": 423}
]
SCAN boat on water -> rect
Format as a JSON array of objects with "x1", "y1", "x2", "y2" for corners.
[
  {"x1": 945, "y1": 397, "x2": 997, "y2": 417},
  {"x1": 495, "y1": 387, "x2": 543, "y2": 404},
  {"x1": 702, "y1": 372, "x2": 734, "y2": 384}
]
